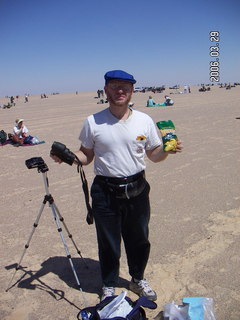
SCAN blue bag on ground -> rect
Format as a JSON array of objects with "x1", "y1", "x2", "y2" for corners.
[
  {"x1": 24, "y1": 135, "x2": 34, "y2": 144},
  {"x1": 24, "y1": 136, "x2": 44, "y2": 145},
  {"x1": 78, "y1": 291, "x2": 157, "y2": 320},
  {"x1": 182, "y1": 297, "x2": 216, "y2": 320}
]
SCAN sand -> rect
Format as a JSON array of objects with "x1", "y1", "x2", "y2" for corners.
[{"x1": 0, "y1": 85, "x2": 240, "y2": 320}]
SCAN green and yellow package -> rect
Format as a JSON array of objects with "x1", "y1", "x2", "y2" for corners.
[{"x1": 156, "y1": 120, "x2": 178, "y2": 152}]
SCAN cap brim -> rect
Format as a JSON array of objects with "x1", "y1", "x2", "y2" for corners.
[{"x1": 106, "y1": 78, "x2": 136, "y2": 84}]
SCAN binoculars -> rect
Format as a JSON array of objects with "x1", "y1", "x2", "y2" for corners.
[{"x1": 50, "y1": 141, "x2": 76, "y2": 165}]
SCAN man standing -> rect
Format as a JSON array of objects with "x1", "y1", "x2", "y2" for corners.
[{"x1": 51, "y1": 70, "x2": 183, "y2": 301}]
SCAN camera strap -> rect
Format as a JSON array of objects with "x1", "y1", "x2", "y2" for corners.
[{"x1": 77, "y1": 160, "x2": 94, "y2": 225}]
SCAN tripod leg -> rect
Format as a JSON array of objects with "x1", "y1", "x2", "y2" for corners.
[
  {"x1": 52, "y1": 202, "x2": 88, "y2": 268},
  {"x1": 6, "y1": 200, "x2": 47, "y2": 291},
  {"x1": 49, "y1": 202, "x2": 88, "y2": 306}
]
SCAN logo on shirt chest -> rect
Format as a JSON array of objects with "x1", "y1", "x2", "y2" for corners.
[
  {"x1": 135, "y1": 136, "x2": 146, "y2": 153},
  {"x1": 136, "y1": 135, "x2": 146, "y2": 141}
]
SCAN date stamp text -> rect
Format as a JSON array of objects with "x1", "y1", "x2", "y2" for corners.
[{"x1": 209, "y1": 31, "x2": 220, "y2": 82}]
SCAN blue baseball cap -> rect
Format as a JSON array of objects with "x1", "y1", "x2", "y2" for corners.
[{"x1": 104, "y1": 70, "x2": 136, "y2": 84}]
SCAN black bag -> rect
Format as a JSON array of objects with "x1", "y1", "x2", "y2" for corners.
[
  {"x1": 77, "y1": 295, "x2": 157, "y2": 320},
  {"x1": 0, "y1": 130, "x2": 7, "y2": 144}
]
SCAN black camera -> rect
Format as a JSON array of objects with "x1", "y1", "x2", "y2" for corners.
[
  {"x1": 50, "y1": 141, "x2": 76, "y2": 166},
  {"x1": 26, "y1": 157, "x2": 49, "y2": 172}
]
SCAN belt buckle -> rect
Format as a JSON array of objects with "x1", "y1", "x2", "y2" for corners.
[
  {"x1": 118, "y1": 183, "x2": 127, "y2": 188},
  {"x1": 118, "y1": 183, "x2": 130, "y2": 199}
]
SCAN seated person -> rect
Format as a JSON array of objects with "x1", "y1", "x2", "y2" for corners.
[
  {"x1": 164, "y1": 95, "x2": 174, "y2": 106},
  {"x1": 12, "y1": 118, "x2": 29, "y2": 145},
  {"x1": 147, "y1": 96, "x2": 155, "y2": 106}
]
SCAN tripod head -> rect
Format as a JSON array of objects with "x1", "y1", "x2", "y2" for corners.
[{"x1": 25, "y1": 157, "x2": 49, "y2": 173}]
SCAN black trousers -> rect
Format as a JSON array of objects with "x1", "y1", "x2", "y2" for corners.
[{"x1": 91, "y1": 177, "x2": 151, "y2": 287}]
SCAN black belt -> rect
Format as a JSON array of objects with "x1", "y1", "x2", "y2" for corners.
[
  {"x1": 96, "y1": 170, "x2": 145, "y2": 184},
  {"x1": 95, "y1": 171, "x2": 146, "y2": 199}
]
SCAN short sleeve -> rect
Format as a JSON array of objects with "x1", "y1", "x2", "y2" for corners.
[
  {"x1": 79, "y1": 118, "x2": 94, "y2": 149},
  {"x1": 145, "y1": 118, "x2": 162, "y2": 150}
]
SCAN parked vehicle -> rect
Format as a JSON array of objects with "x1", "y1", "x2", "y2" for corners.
[{"x1": 169, "y1": 85, "x2": 180, "y2": 89}]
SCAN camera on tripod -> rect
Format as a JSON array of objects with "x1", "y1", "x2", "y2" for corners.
[
  {"x1": 25, "y1": 157, "x2": 49, "y2": 172},
  {"x1": 50, "y1": 141, "x2": 76, "y2": 166},
  {"x1": 6, "y1": 155, "x2": 87, "y2": 294}
]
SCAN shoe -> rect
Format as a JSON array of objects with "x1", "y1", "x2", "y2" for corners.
[
  {"x1": 129, "y1": 279, "x2": 157, "y2": 301},
  {"x1": 101, "y1": 286, "x2": 115, "y2": 301}
]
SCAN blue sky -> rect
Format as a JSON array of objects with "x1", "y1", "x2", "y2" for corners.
[{"x1": 0, "y1": 0, "x2": 239, "y2": 96}]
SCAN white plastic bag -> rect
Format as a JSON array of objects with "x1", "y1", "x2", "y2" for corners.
[
  {"x1": 31, "y1": 136, "x2": 40, "y2": 144},
  {"x1": 98, "y1": 291, "x2": 133, "y2": 319},
  {"x1": 163, "y1": 302, "x2": 190, "y2": 320}
]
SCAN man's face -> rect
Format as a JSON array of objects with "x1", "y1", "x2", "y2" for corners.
[{"x1": 105, "y1": 80, "x2": 133, "y2": 106}]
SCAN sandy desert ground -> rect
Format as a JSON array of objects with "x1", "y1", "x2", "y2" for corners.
[{"x1": 0, "y1": 85, "x2": 240, "y2": 320}]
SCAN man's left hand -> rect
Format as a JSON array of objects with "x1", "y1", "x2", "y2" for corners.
[{"x1": 170, "y1": 139, "x2": 183, "y2": 153}]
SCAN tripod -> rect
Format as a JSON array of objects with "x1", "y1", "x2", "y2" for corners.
[{"x1": 6, "y1": 158, "x2": 87, "y2": 305}]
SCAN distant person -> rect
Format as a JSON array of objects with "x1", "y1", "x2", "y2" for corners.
[
  {"x1": 184, "y1": 85, "x2": 188, "y2": 94},
  {"x1": 12, "y1": 118, "x2": 29, "y2": 146},
  {"x1": 97, "y1": 99, "x2": 105, "y2": 104},
  {"x1": 199, "y1": 85, "x2": 206, "y2": 92},
  {"x1": 10, "y1": 96, "x2": 15, "y2": 105},
  {"x1": 164, "y1": 95, "x2": 174, "y2": 106},
  {"x1": 147, "y1": 96, "x2": 155, "y2": 106},
  {"x1": 25, "y1": 95, "x2": 29, "y2": 103}
]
